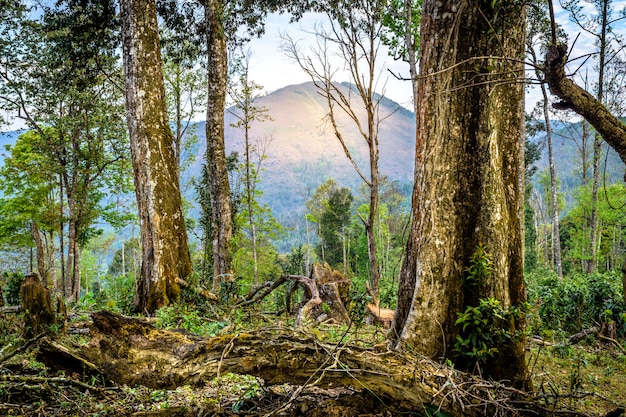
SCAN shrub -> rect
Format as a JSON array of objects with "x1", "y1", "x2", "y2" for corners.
[
  {"x1": 3, "y1": 271, "x2": 24, "y2": 306},
  {"x1": 526, "y1": 269, "x2": 626, "y2": 338}
]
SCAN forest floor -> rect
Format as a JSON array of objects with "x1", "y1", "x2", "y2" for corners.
[{"x1": 1, "y1": 308, "x2": 626, "y2": 417}]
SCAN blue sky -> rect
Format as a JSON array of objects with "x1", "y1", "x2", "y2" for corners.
[{"x1": 247, "y1": 2, "x2": 626, "y2": 115}]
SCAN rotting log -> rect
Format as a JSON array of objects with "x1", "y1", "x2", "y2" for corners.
[{"x1": 36, "y1": 311, "x2": 583, "y2": 417}]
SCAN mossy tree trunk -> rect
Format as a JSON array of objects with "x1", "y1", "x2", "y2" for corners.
[
  {"x1": 120, "y1": 0, "x2": 192, "y2": 314},
  {"x1": 391, "y1": 0, "x2": 529, "y2": 386},
  {"x1": 21, "y1": 273, "x2": 55, "y2": 338},
  {"x1": 205, "y1": 0, "x2": 233, "y2": 292}
]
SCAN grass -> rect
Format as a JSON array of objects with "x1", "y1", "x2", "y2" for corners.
[
  {"x1": 529, "y1": 341, "x2": 626, "y2": 415},
  {"x1": 2, "y1": 305, "x2": 626, "y2": 416}
]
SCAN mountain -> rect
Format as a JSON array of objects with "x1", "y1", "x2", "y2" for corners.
[
  {"x1": 531, "y1": 121, "x2": 626, "y2": 209},
  {"x1": 188, "y1": 81, "x2": 417, "y2": 222}
]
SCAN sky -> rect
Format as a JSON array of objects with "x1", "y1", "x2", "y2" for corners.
[
  {"x1": 2, "y1": 1, "x2": 624, "y2": 131},
  {"x1": 245, "y1": 12, "x2": 414, "y2": 111},
  {"x1": 245, "y1": 2, "x2": 626, "y2": 115}
]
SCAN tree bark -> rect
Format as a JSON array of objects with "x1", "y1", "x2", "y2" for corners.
[
  {"x1": 120, "y1": 0, "x2": 192, "y2": 314},
  {"x1": 37, "y1": 311, "x2": 558, "y2": 417},
  {"x1": 21, "y1": 273, "x2": 55, "y2": 338},
  {"x1": 544, "y1": 44, "x2": 626, "y2": 166},
  {"x1": 392, "y1": 0, "x2": 529, "y2": 386},
  {"x1": 31, "y1": 221, "x2": 47, "y2": 287},
  {"x1": 205, "y1": 0, "x2": 233, "y2": 292}
]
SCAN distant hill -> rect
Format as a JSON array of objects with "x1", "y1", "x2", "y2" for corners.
[
  {"x1": 530, "y1": 121, "x2": 626, "y2": 209},
  {"x1": 5, "y1": 84, "x2": 621, "y2": 244},
  {"x1": 187, "y1": 81, "x2": 417, "y2": 228}
]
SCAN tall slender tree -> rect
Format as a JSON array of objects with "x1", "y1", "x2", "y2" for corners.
[
  {"x1": 526, "y1": 1, "x2": 564, "y2": 277},
  {"x1": 120, "y1": 0, "x2": 192, "y2": 314},
  {"x1": 227, "y1": 48, "x2": 272, "y2": 285},
  {"x1": 560, "y1": 0, "x2": 624, "y2": 273},
  {"x1": 391, "y1": 0, "x2": 529, "y2": 385}
]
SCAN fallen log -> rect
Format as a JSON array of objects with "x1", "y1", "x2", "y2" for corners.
[
  {"x1": 0, "y1": 305, "x2": 21, "y2": 313},
  {"x1": 37, "y1": 311, "x2": 583, "y2": 417}
]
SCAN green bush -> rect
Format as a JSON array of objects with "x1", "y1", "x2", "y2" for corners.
[
  {"x1": 454, "y1": 297, "x2": 524, "y2": 366},
  {"x1": 3, "y1": 271, "x2": 24, "y2": 306},
  {"x1": 99, "y1": 273, "x2": 136, "y2": 314},
  {"x1": 155, "y1": 304, "x2": 227, "y2": 336},
  {"x1": 527, "y1": 269, "x2": 626, "y2": 337}
]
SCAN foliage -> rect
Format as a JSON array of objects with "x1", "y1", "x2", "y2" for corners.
[
  {"x1": 561, "y1": 183, "x2": 626, "y2": 273},
  {"x1": 317, "y1": 186, "x2": 353, "y2": 267},
  {"x1": 462, "y1": 245, "x2": 493, "y2": 289},
  {"x1": 454, "y1": 298, "x2": 524, "y2": 367},
  {"x1": 2, "y1": 271, "x2": 24, "y2": 306},
  {"x1": 527, "y1": 268, "x2": 626, "y2": 338},
  {"x1": 454, "y1": 247, "x2": 524, "y2": 367},
  {"x1": 381, "y1": 0, "x2": 421, "y2": 62},
  {"x1": 93, "y1": 273, "x2": 136, "y2": 314},
  {"x1": 155, "y1": 304, "x2": 228, "y2": 337},
  {"x1": 276, "y1": 245, "x2": 307, "y2": 276},
  {"x1": 108, "y1": 238, "x2": 141, "y2": 277}
]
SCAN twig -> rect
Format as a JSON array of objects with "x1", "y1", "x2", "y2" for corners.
[
  {"x1": 597, "y1": 334, "x2": 626, "y2": 355},
  {"x1": 0, "y1": 333, "x2": 45, "y2": 365},
  {"x1": 0, "y1": 374, "x2": 105, "y2": 394}
]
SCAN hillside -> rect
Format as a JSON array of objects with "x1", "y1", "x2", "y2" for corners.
[
  {"x1": 188, "y1": 81, "x2": 417, "y2": 231},
  {"x1": 531, "y1": 121, "x2": 626, "y2": 209}
]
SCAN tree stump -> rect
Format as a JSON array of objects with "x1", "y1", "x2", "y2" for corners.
[
  {"x1": 20, "y1": 273, "x2": 55, "y2": 337},
  {"x1": 308, "y1": 263, "x2": 351, "y2": 325}
]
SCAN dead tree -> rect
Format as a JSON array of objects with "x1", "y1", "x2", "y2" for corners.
[{"x1": 20, "y1": 273, "x2": 55, "y2": 338}]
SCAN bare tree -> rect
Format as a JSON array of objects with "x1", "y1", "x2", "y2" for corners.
[{"x1": 282, "y1": 0, "x2": 387, "y2": 306}]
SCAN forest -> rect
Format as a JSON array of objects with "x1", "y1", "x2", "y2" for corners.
[{"x1": 1, "y1": 0, "x2": 626, "y2": 416}]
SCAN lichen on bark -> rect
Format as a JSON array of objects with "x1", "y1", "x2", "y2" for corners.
[
  {"x1": 392, "y1": 0, "x2": 529, "y2": 387},
  {"x1": 120, "y1": 0, "x2": 191, "y2": 314}
]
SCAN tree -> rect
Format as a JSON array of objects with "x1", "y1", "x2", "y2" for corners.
[
  {"x1": 391, "y1": 0, "x2": 529, "y2": 385},
  {"x1": 526, "y1": 1, "x2": 565, "y2": 277},
  {"x1": 161, "y1": 29, "x2": 205, "y2": 187},
  {"x1": 0, "y1": 1, "x2": 131, "y2": 301},
  {"x1": 157, "y1": 0, "x2": 278, "y2": 291},
  {"x1": 319, "y1": 186, "x2": 353, "y2": 269},
  {"x1": 120, "y1": 0, "x2": 192, "y2": 314},
  {"x1": 558, "y1": 0, "x2": 625, "y2": 274},
  {"x1": 227, "y1": 47, "x2": 273, "y2": 285},
  {"x1": 0, "y1": 131, "x2": 58, "y2": 286},
  {"x1": 203, "y1": 0, "x2": 234, "y2": 290},
  {"x1": 283, "y1": 0, "x2": 387, "y2": 306}
]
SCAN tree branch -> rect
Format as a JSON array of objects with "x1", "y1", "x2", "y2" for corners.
[{"x1": 544, "y1": 44, "x2": 626, "y2": 170}]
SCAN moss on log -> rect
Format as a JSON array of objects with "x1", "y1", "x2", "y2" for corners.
[{"x1": 37, "y1": 311, "x2": 581, "y2": 417}]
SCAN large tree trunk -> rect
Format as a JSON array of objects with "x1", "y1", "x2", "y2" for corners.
[
  {"x1": 205, "y1": 0, "x2": 233, "y2": 292},
  {"x1": 392, "y1": 0, "x2": 529, "y2": 386},
  {"x1": 37, "y1": 311, "x2": 560, "y2": 417},
  {"x1": 120, "y1": 0, "x2": 192, "y2": 314}
]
